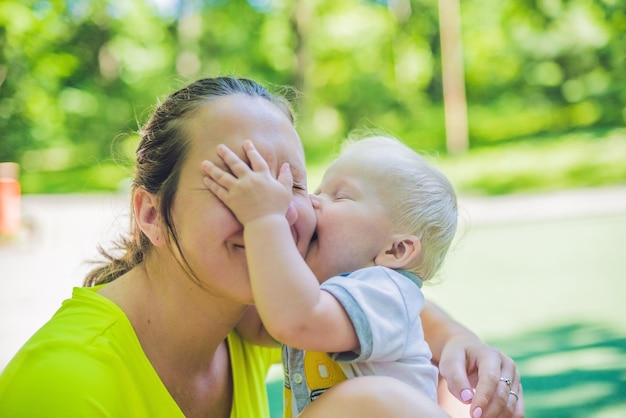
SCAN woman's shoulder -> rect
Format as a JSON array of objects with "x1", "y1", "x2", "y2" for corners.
[
  {"x1": 0, "y1": 326, "x2": 128, "y2": 415},
  {"x1": 1, "y1": 286, "x2": 136, "y2": 383},
  {"x1": 2, "y1": 286, "x2": 136, "y2": 386},
  {"x1": 0, "y1": 286, "x2": 179, "y2": 416},
  {"x1": 26, "y1": 286, "x2": 132, "y2": 347}
]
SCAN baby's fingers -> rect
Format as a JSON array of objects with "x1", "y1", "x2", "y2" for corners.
[
  {"x1": 202, "y1": 174, "x2": 221, "y2": 197},
  {"x1": 277, "y1": 162, "x2": 293, "y2": 191},
  {"x1": 242, "y1": 140, "x2": 270, "y2": 173},
  {"x1": 201, "y1": 161, "x2": 235, "y2": 204},
  {"x1": 216, "y1": 143, "x2": 254, "y2": 177},
  {"x1": 201, "y1": 160, "x2": 233, "y2": 188},
  {"x1": 216, "y1": 145, "x2": 244, "y2": 172}
]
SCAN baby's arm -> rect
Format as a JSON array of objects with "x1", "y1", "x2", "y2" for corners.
[
  {"x1": 202, "y1": 141, "x2": 358, "y2": 353},
  {"x1": 234, "y1": 306, "x2": 279, "y2": 347}
]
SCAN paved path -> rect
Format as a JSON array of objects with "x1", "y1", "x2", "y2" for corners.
[{"x1": 1, "y1": 186, "x2": 626, "y2": 371}]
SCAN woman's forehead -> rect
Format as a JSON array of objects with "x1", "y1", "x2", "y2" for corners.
[
  {"x1": 187, "y1": 96, "x2": 305, "y2": 174},
  {"x1": 255, "y1": 137, "x2": 305, "y2": 172}
]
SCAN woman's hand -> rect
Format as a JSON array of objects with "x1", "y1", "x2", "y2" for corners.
[
  {"x1": 421, "y1": 301, "x2": 524, "y2": 418},
  {"x1": 438, "y1": 333, "x2": 524, "y2": 418}
]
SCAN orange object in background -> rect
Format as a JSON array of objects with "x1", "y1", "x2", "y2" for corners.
[{"x1": 0, "y1": 162, "x2": 21, "y2": 236}]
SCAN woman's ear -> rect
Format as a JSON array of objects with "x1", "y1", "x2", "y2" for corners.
[
  {"x1": 374, "y1": 235, "x2": 421, "y2": 269},
  {"x1": 134, "y1": 187, "x2": 165, "y2": 246}
]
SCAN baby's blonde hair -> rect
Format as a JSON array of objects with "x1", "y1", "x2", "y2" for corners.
[{"x1": 339, "y1": 135, "x2": 457, "y2": 281}]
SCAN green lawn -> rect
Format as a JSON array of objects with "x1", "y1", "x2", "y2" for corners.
[
  {"x1": 427, "y1": 212, "x2": 626, "y2": 417},
  {"x1": 267, "y1": 211, "x2": 626, "y2": 418}
]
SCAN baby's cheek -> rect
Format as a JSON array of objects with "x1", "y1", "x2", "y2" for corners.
[{"x1": 304, "y1": 256, "x2": 328, "y2": 284}]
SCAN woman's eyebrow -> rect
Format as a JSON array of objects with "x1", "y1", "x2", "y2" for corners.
[{"x1": 290, "y1": 166, "x2": 307, "y2": 183}]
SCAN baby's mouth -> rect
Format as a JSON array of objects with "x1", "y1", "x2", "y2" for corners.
[{"x1": 310, "y1": 230, "x2": 318, "y2": 243}]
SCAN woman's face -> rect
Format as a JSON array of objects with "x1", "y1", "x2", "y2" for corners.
[{"x1": 171, "y1": 94, "x2": 315, "y2": 304}]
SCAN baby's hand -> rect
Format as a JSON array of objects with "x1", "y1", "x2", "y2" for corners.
[{"x1": 201, "y1": 140, "x2": 293, "y2": 225}]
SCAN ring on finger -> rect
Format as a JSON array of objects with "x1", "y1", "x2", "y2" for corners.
[
  {"x1": 508, "y1": 390, "x2": 519, "y2": 401},
  {"x1": 499, "y1": 377, "x2": 512, "y2": 387}
]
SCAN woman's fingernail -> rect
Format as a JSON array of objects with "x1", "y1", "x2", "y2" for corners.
[
  {"x1": 461, "y1": 389, "x2": 473, "y2": 402},
  {"x1": 472, "y1": 407, "x2": 483, "y2": 418}
]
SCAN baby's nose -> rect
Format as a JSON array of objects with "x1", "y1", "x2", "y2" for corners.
[
  {"x1": 285, "y1": 202, "x2": 298, "y2": 226},
  {"x1": 309, "y1": 194, "x2": 321, "y2": 209}
]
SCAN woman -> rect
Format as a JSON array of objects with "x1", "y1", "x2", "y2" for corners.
[{"x1": 0, "y1": 77, "x2": 522, "y2": 417}]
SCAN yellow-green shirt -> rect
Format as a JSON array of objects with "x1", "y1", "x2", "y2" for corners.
[{"x1": 0, "y1": 286, "x2": 280, "y2": 417}]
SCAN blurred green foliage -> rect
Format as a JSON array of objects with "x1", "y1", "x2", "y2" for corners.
[
  {"x1": 1, "y1": 0, "x2": 625, "y2": 194},
  {"x1": 437, "y1": 127, "x2": 626, "y2": 196}
]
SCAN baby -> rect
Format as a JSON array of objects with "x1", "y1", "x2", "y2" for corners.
[{"x1": 202, "y1": 135, "x2": 458, "y2": 417}]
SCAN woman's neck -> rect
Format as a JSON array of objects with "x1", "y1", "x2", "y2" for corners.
[{"x1": 97, "y1": 263, "x2": 246, "y2": 417}]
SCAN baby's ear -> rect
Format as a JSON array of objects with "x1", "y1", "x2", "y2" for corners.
[{"x1": 374, "y1": 235, "x2": 421, "y2": 269}]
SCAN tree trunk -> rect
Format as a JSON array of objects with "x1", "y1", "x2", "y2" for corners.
[{"x1": 438, "y1": 0, "x2": 469, "y2": 154}]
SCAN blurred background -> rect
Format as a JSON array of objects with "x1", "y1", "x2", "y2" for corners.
[
  {"x1": 1, "y1": 0, "x2": 625, "y2": 417},
  {"x1": 1, "y1": 0, "x2": 625, "y2": 193}
]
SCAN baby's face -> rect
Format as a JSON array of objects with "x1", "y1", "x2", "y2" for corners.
[{"x1": 305, "y1": 155, "x2": 392, "y2": 282}]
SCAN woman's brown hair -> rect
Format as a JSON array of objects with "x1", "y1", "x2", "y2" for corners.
[{"x1": 83, "y1": 77, "x2": 294, "y2": 287}]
